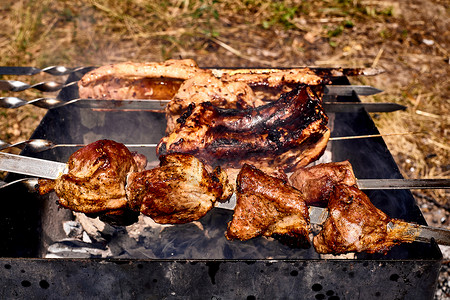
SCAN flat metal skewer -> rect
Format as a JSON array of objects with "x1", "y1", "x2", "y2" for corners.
[
  {"x1": 0, "y1": 66, "x2": 385, "y2": 77},
  {"x1": 0, "y1": 133, "x2": 418, "y2": 153},
  {"x1": 0, "y1": 97, "x2": 406, "y2": 113},
  {"x1": 0, "y1": 79, "x2": 384, "y2": 97}
]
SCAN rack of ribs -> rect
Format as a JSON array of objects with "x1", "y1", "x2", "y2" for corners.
[{"x1": 157, "y1": 85, "x2": 330, "y2": 174}]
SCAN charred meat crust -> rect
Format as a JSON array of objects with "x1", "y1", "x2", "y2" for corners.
[{"x1": 157, "y1": 85, "x2": 329, "y2": 171}]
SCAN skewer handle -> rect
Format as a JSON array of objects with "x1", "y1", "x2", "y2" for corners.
[{"x1": 0, "y1": 66, "x2": 93, "y2": 76}]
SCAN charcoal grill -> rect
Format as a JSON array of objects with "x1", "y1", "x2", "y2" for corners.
[{"x1": 0, "y1": 69, "x2": 442, "y2": 299}]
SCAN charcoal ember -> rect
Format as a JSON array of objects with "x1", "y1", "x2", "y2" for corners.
[
  {"x1": 62, "y1": 221, "x2": 83, "y2": 239},
  {"x1": 45, "y1": 239, "x2": 111, "y2": 258}
]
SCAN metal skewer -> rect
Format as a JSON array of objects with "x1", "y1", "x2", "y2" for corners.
[
  {"x1": 0, "y1": 96, "x2": 406, "y2": 113},
  {"x1": 0, "y1": 66, "x2": 384, "y2": 77},
  {"x1": 0, "y1": 80, "x2": 78, "y2": 92},
  {"x1": 0, "y1": 139, "x2": 158, "y2": 152},
  {"x1": 0, "y1": 133, "x2": 419, "y2": 153},
  {"x1": 0, "y1": 79, "x2": 384, "y2": 97},
  {"x1": 0, "y1": 66, "x2": 93, "y2": 76}
]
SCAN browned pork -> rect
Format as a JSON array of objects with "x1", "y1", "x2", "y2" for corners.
[
  {"x1": 126, "y1": 153, "x2": 233, "y2": 224},
  {"x1": 313, "y1": 184, "x2": 418, "y2": 254},
  {"x1": 78, "y1": 59, "x2": 205, "y2": 99},
  {"x1": 226, "y1": 164, "x2": 311, "y2": 248},
  {"x1": 157, "y1": 85, "x2": 329, "y2": 174},
  {"x1": 165, "y1": 72, "x2": 265, "y2": 132},
  {"x1": 38, "y1": 140, "x2": 146, "y2": 214},
  {"x1": 289, "y1": 161, "x2": 357, "y2": 206},
  {"x1": 217, "y1": 67, "x2": 323, "y2": 87}
]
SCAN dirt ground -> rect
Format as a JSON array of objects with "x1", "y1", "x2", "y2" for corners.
[{"x1": 0, "y1": 0, "x2": 448, "y2": 297}]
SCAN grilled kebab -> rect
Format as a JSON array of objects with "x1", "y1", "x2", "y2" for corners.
[
  {"x1": 126, "y1": 152, "x2": 233, "y2": 224},
  {"x1": 78, "y1": 59, "x2": 323, "y2": 101},
  {"x1": 289, "y1": 161, "x2": 357, "y2": 207},
  {"x1": 166, "y1": 72, "x2": 265, "y2": 133},
  {"x1": 226, "y1": 164, "x2": 311, "y2": 248},
  {"x1": 313, "y1": 184, "x2": 418, "y2": 254},
  {"x1": 38, "y1": 139, "x2": 146, "y2": 214},
  {"x1": 78, "y1": 59, "x2": 203, "y2": 100},
  {"x1": 35, "y1": 143, "x2": 425, "y2": 254},
  {"x1": 38, "y1": 140, "x2": 232, "y2": 225},
  {"x1": 158, "y1": 85, "x2": 330, "y2": 175}
]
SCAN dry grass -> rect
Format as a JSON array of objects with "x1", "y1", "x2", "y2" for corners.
[{"x1": 0, "y1": 0, "x2": 448, "y2": 207}]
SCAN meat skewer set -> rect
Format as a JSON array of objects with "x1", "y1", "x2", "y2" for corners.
[
  {"x1": 1, "y1": 59, "x2": 448, "y2": 255},
  {"x1": 0, "y1": 60, "x2": 404, "y2": 112},
  {"x1": 1, "y1": 140, "x2": 449, "y2": 253}
]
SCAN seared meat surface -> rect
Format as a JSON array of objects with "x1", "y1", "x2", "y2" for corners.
[
  {"x1": 226, "y1": 164, "x2": 311, "y2": 248},
  {"x1": 289, "y1": 161, "x2": 357, "y2": 206},
  {"x1": 158, "y1": 85, "x2": 329, "y2": 173},
  {"x1": 313, "y1": 184, "x2": 418, "y2": 254},
  {"x1": 38, "y1": 140, "x2": 146, "y2": 214},
  {"x1": 126, "y1": 153, "x2": 233, "y2": 224},
  {"x1": 166, "y1": 72, "x2": 265, "y2": 132},
  {"x1": 78, "y1": 60, "x2": 324, "y2": 101},
  {"x1": 78, "y1": 59, "x2": 205, "y2": 99}
]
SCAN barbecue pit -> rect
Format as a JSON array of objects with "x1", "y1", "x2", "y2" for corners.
[{"x1": 0, "y1": 69, "x2": 442, "y2": 299}]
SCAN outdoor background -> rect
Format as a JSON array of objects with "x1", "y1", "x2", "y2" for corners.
[{"x1": 0, "y1": 0, "x2": 448, "y2": 297}]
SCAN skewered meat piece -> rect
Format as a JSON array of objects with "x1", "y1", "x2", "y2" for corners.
[
  {"x1": 226, "y1": 164, "x2": 311, "y2": 248},
  {"x1": 157, "y1": 85, "x2": 329, "y2": 173},
  {"x1": 126, "y1": 153, "x2": 233, "y2": 224},
  {"x1": 78, "y1": 59, "x2": 206, "y2": 99},
  {"x1": 38, "y1": 140, "x2": 147, "y2": 214},
  {"x1": 313, "y1": 184, "x2": 418, "y2": 254},
  {"x1": 78, "y1": 59, "x2": 325, "y2": 100},
  {"x1": 217, "y1": 68, "x2": 323, "y2": 87},
  {"x1": 289, "y1": 161, "x2": 357, "y2": 207},
  {"x1": 166, "y1": 72, "x2": 265, "y2": 133}
]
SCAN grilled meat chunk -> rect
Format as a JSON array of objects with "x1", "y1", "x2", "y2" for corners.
[
  {"x1": 166, "y1": 72, "x2": 265, "y2": 133},
  {"x1": 78, "y1": 59, "x2": 205, "y2": 99},
  {"x1": 126, "y1": 153, "x2": 233, "y2": 224},
  {"x1": 289, "y1": 161, "x2": 357, "y2": 207},
  {"x1": 226, "y1": 164, "x2": 311, "y2": 248},
  {"x1": 78, "y1": 60, "x2": 325, "y2": 105},
  {"x1": 38, "y1": 140, "x2": 146, "y2": 214},
  {"x1": 313, "y1": 184, "x2": 418, "y2": 254},
  {"x1": 158, "y1": 85, "x2": 329, "y2": 173}
]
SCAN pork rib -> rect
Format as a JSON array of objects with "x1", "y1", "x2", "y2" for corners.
[{"x1": 157, "y1": 85, "x2": 329, "y2": 173}]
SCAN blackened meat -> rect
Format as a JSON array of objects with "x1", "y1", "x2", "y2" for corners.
[{"x1": 157, "y1": 85, "x2": 329, "y2": 173}]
